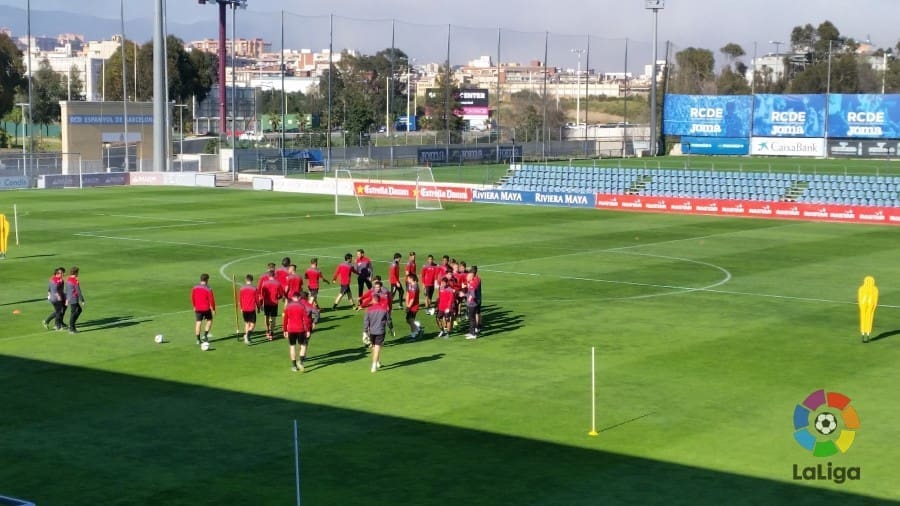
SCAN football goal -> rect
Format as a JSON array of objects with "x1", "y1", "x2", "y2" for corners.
[{"x1": 334, "y1": 166, "x2": 444, "y2": 217}]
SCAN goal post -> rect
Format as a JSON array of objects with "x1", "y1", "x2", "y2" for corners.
[{"x1": 334, "y1": 166, "x2": 444, "y2": 217}]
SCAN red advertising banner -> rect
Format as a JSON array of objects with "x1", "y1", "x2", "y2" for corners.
[
  {"x1": 594, "y1": 193, "x2": 900, "y2": 226},
  {"x1": 353, "y1": 181, "x2": 472, "y2": 202}
]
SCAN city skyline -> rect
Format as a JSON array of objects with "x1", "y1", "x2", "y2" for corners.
[{"x1": 0, "y1": 0, "x2": 897, "y2": 72}]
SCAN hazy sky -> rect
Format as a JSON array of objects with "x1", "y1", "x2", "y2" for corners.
[{"x1": 2, "y1": 0, "x2": 897, "y2": 70}]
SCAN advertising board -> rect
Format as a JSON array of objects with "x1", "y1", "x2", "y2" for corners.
[
  {"x1": 663, "y1": 94, "x2": 752, "y2": 137},
  {"x1": 752, "y1": 94, "x2": 826, "y2": 137}
]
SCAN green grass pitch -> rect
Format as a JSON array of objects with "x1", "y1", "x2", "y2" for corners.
[{"x1": 1, "y1": 185, "x2": 899, "y2": 505}]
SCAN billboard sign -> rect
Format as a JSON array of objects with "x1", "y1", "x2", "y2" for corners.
[
  {"x1": 828, "y1": 139, "x2": 900, "y2": 158},
  {"x1": 663, "y1": 94, "x2": 752, "y2": 137},
  {"x1": 0, "y1": 176, "x2": 29, "y2": 189},
  {"x1": 417, "y1": 145, "x2": 522, "y2": 164},
  {"x1": 456, "y1": 89, "x2": 489, "y2": 107},
  {"x1": 827, "y1": 94, "x2": 900, "y2": 138},
  {"x1": 750, "y1": 137, "x2": 825, "y2": 157},
  {"x1": 68, "y1": 114, "x2": 153, "y2": 125},
  {"x1": 753, "y1": 94, "x2": 826, "y2": 137},
  {"x1": 680, "y1": 137, "x2": 749, "y2": 155},
  {"x1": 41, "y1": 173, "x2": 128, "y2": 189},
  {"x1": 594, "y1": 193, "x2": 900, "y2": 226}
]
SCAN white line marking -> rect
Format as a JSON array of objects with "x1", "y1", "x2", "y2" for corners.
[
  {"x1": 73, "y1": 232, "x2": 269, "y2": 253},
  {"x1": 479, "y1": 223, "x2": 798, "y2": 268},
  {"x1": 483, "y1": 250, "x2": 733, "y2": 301},
  {"x1": 81, "y1": 223, "x2": 214, "y2": 234},
  {"x1": 97, "y1": 213, "x2": 213, "y2": 223},
  {"x1": 74, "y1": 227, "x2": 883, "y2": 309}
]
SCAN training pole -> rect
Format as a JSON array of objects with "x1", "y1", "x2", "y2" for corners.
[
  {"x1": 589, "y1": 346, "x2": 598, "y2": 436},
  {"x1": 13, "y1": 204, "x2": 19, "y2": 245},
  {"x1": 232, "y1": 273, "x2": 240, "y2": 335},
  {"x1": 294, "y1": 419, "x2": 302, "y2": 506}
]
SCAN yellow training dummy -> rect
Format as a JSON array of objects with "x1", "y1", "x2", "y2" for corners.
[
  {"x1": 0, "y1": 213, "x2": 9, "y2": 259},
  {"x1": 857, "y1": 276, "x2": 878, "y2": 343}
]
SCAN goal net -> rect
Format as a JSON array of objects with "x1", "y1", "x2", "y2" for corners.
[{"x1": 334, "y1": 166, "x2": 444, "y2": 217}]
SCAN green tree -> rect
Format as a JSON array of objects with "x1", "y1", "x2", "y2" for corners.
[
  {"x1": 672, "y1": 47, "x2": 716, "y2": 94},
  {"x1": 32, "y1": 59, "x2": 65, "y2": 130},
  {"x1": 2, "y1": 104, "x2": 23, "y2": 146},
  {"x1": 790, "y1": 23, "x2": 816, "y2": 53},
  {"x1": 103, "y1": 36, "x2": 215, "y2": 104},
  {"x1": 716, "y1": 67, "x2": 751, "y2": 95},
  {"x1": 61, "y1": 64, "x2": 85, "y2": 101},
  {"x1": 421, "y1": 64, "x2": 463, "y2": 137},
  {"x1": 717, "y1": 43, "x2": 750, "y2": 95},
  {"x1": 886, "y1": 55, "x2": 900, "y2": 92},
  {"x1": 504, "y1": 90, "x2": 544, "y2": 142},
  {"x1": 789, "y1": 53, "x2": 879, "y2": 93},
  {"x1": 720, "y1": 43, "x2": 745, "y2": 63},
  {"x1": 0, "y1": 33, "x2": 25, "y2": 119}
]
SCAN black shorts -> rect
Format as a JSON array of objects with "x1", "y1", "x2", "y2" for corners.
[
  {"x1": 425, "y1": 285, "x2": 435, "y2": 299},
  {"x1": 287, "y1": 332, "x2": 309, "y2": 345},
  {"x1": 242, "y1": 310, "x2": 257, "y2": 323},
  {"x1": 406, "y1": 308, "x2": 418, "y2": 321},
  {"x1": 195, "y1": 310, "x2": 213, "y2": 322},
  {"x1": 309, "y1": 288, "x2": 319, "y2": 298},
  {"x1": 439, "y1": 308, "x2": 454, "y2": 320},
  {"x1": 340, "y1": 284, "x2": 352, "y2": 295},
  {"x1": 369, "y1": 333, "x2": 385, "y2": 346},
  {"x1": 263, "y1": 304, "x2": 278, "y2": 317}
]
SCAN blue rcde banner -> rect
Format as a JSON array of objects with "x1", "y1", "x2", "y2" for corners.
[
  {"x1": 753, "y1": 94, "x2": 825, "y2": 137},
  {"x1": 827, "y1": 94, "x2": 900, "y2": 138},
  {"x1": 680, "y1": 137, "x2": 749, "y2": 155},
  {"x1": 471, "y1": 189, "x2": 593, "y2": 208},
  {"x1": 664, "y1": 94, "x2": 751, "y2": 137}
]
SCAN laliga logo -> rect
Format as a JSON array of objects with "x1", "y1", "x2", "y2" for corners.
[{"x1": 792, "y1": 389, "x2": 861, "y2": 484}]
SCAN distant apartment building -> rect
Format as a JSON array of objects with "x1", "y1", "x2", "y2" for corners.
[{"x1": 190, "y1": 37, "x2": 271, "y2": 58}]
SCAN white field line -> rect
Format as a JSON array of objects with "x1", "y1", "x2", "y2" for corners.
[
  {"x1": 0, "y1": 306, "x2": 227, "y2": 342},
  {"x1": 73, "y1": 229, "x2": 893, "y2": 309},
  {"x1": 73, "y1": 232, "x2": 270, "y2": 253},
  {"x1": 96, "y1": 213, "x2": 214, "y2": 223},
  {"x1": 479, "y1": 222, "x2": 799, "y2": 268},
  {"x1": 80, "y1": 223, "x2": 215, "y2": 233}
]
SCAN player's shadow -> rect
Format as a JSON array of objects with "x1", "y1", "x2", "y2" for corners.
[
  {"x1": 869, "y1": 329, "x2": 900, "y2": 342},
  {"x1": 318, "y1": 313, "x2": 355, "y2": 324},
  {"x1": 80, "y1": 315, "x2": 148, "y2": 331},
  {"x1": 309, "y1": 323, "x2": 340, "y2": 332},
  {"x1": 1, "y1": 297, "x2": 47, "y2": 306},
  {"x1": 304, "y1": 345, "x2": 369, "y2": 372},
  {"x1": 378, "y1": 353, "x2": 444, "y2": 371},
  {"x1": 479, "y1": 304, "x2": 524, "y2": 335},
  {"x1": 5, "y1": 253, "x2": 56, "y2": 260},
  {"x1": 210, "y1": 334, "x2": 245, "y2": 344}
]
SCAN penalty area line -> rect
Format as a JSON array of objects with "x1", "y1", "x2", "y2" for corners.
[
  {"x1": 95, "y1": 213, "x2": 214, "y2": 224},
  {"x1": 73, "y1": 232, "x2": 270, "y2": 253}
]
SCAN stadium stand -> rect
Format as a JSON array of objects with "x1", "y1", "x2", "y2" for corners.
[{"x1": 498, "y1": 165, "x2": 900, "y2": 207}]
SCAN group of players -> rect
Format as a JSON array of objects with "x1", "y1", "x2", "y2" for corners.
[
  {"x1": 42, "y1": 266, "x2": 86, "y2": 334},
  {"x1": 189, "y1": 250, "x2": 483, "y2": 373}
]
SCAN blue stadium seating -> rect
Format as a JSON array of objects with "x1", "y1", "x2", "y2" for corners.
[{"x1": 498, "y1": 164, "x2": 900, "y2": 207}]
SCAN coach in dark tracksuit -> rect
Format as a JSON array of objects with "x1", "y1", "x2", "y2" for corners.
[
  {"x1": 64, "y1": 266, "x2": 85, "y2": 333},
  {"x1": 43, "y1": 267, "x2": 67, "y2": 330},
  {"x1": 363, "y1": 293, "x2": 391, "y2": 373}
]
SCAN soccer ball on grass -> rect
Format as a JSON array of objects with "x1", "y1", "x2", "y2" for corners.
[
  {"x1": 154, "y1": 334, "x2": 164, "y2": 344},
  {"x1": 200, "y1": 341, "x2": 211, "y2": 351}
]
